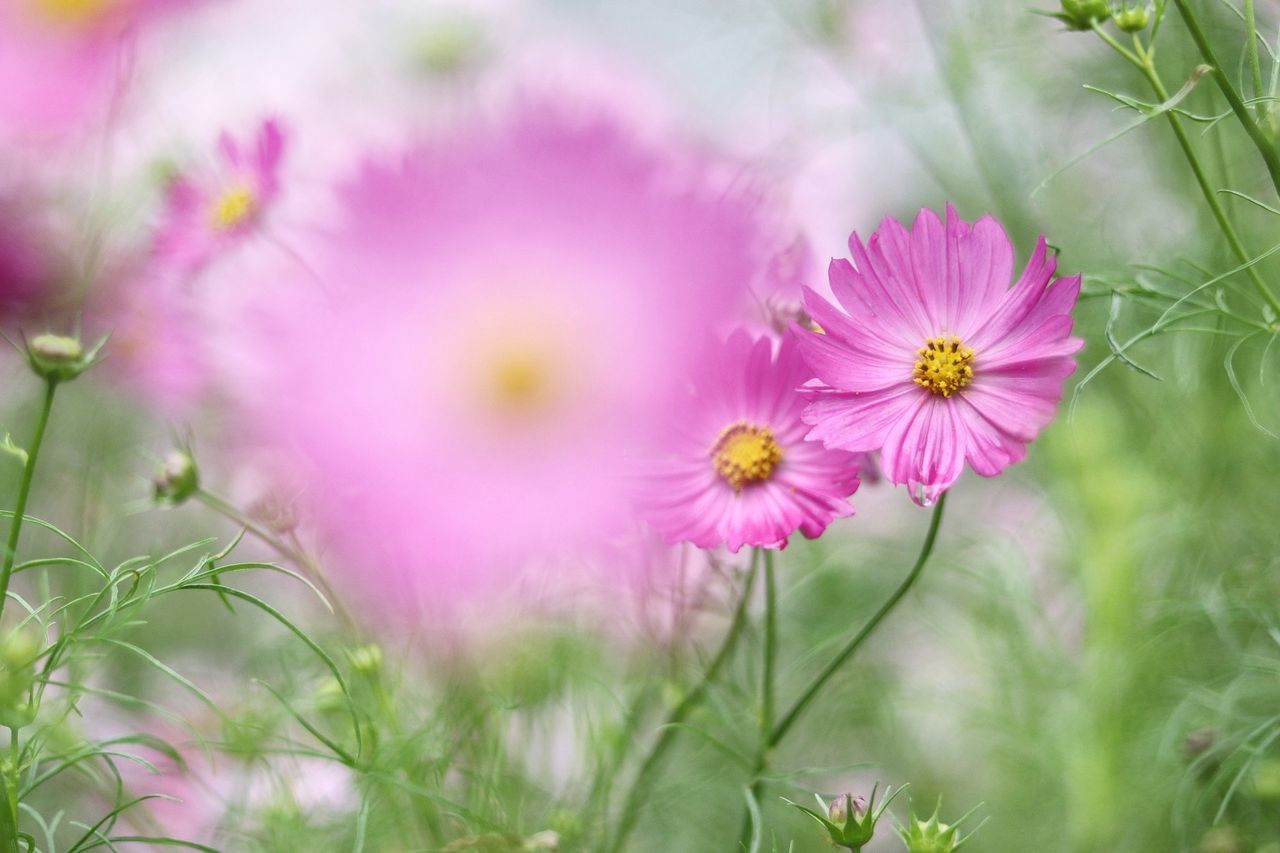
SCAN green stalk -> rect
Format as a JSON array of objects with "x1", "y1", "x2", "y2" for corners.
[
  {"x1": 0, "y1": 380, "x2": 56, "y2": 853},
  {"x1": 739, "y1": 549, "x2": 778, "y2": 848},
  {"x1": 1092, "y1": 25, "x2": 1280, "y2": 316},
  {"x1": 606, "y1": 551, "x2": 761, "y2": 853},
  {"x1": 1172, "y1": 0, "x2": 1280, "y2": 199},
  {"x1": 1245, "y1": 0, "x2": 1266, "y2": 121},
  {"x1": 0, "y1": 380, "x2": 57, "y2": 624},
  {"x1": 768, "y1": 494, "x2": 947, "y2": 749}
]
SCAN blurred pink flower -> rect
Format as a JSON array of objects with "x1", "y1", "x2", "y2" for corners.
[
  {"x1": 798, "y1": 205, "x2": 1082, "y2": 505},
  {"x1": 154, "y1": 118, "x2": 287, "y2": 276},
  {"x1": 85, "y1": 262, "x2": 211, "y2": 412},
  {"x1": 239, "y1": 104, "x2": 779, "y2": 626},
  {"x1": 0, "y1": 186, "x2": 63, "y2": 321},
  {"x1": 0, "y1": 0, "x2": 194, "y2": 139},
  {"x1": 643, "y1": 329, "x2": 860, "y2": 552}
]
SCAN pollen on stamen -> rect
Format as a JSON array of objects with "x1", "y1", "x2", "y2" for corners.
[
  {"x1": 208, "y1": 185, "x2": 258, "y2": 231},
  {"x1": 913, "y1": 335, "x2": 975, "y2": 398},
  {"x1": 710, "y1": 421, "x2": 783, "y2": 491}
]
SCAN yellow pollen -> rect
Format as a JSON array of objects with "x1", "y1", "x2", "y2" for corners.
[
  {"x1": 913, "y1": 335, "x2": 975, "y2": 397},
  {"x1": 711, "y1": 422, "x2": 784, "y2": 491},
  {"x1": 208, "y1": 185, "x2": 257, "y2": 231},
  {"x1": 26, "y1": 0, "x2": 115, "y2": 25}
]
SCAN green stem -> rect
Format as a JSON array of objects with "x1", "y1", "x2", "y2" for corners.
[
  {"x1": 0, "y1": 728, "x2": 17, "y2": 853},
  {"x1": 1094, "y1": 25, "x2": 1280, "y2": 315},
  {"x1": 1172, "y1": 0, "x2": 1280, "y2": 199},
  {"x1": 0, "y1": 380, "x2": 58, "y2": 625},
  {"x1": 194, "y1": 488, "x2": 356, "y2": 631},
  {"x1": 606, "y1": 551, "x2": 761, "y2": 853},
  {"x1": 739, "y1": 549, "x2": 778, "y2": 848},
  {"x1": 768, "y1": 494, "x2": 947, "y2": 749},
  {"x1": 1245, "y1": 0, "x2": 1266, "y2": 120}
]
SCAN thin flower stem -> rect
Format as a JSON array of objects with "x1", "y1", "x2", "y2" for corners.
[
  {"x1": 1094, "y1": 26, "x2": 1280, "y2": 316},
  {"x1": 193, "y1": 488, "x2": 356, "y2": 631},
  {"x1": 606, "y1": 551, "x2": 761, "y2": 853},
  {"x1": 0, "y1": 727, "x2": 16, "y2": 853},
  {"x1": 0, "y1": 380, "x2": 58, "y2": 626},
  {"x1": 1245, "y1": 0, "x2": 1266, "y2": 120},
  {"x1": 739, "y1": 549, "x2": 778, "y2": 848},
  {"x1": 1172, "y1": 0, "x2": 1280, "y2": 200},
  {"x1": 768, "y1": 494, "x2": 947, "y2": 749}
]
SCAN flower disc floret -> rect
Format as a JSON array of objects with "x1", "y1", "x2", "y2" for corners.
[
  {"x1": 912, "y1": 336, "x2": 974, "y2": 397},
  {"x1": 711, "y1": 422, "x2": 783, "y2": 490}
]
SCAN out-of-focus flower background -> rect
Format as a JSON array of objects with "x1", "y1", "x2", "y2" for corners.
[{"x1": 2, "y1": 0, "x2": 1280, "y2": 850}]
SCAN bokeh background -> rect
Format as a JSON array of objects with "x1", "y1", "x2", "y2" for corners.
[{"x1": 2, "y1": 0, "x2": 1280, "y2": 850}]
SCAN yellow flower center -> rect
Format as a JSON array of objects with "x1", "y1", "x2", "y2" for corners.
[
  {"x1": 26, "y1": 0, "x2": 115, "y2": 25},
  {"x1": 913, "y1": 335, "x2": 975, "y2": 397},
  {"x1": 208, "y1": 185, "x2": 257, "y2": 231},
  {"x1": 489, "y1": 351, "x2": 553, "y2": 413},
  {"x1": 711, "y1": 422, "x2": 783, "y2": 491}
]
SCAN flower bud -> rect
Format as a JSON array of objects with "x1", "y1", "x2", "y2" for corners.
[
  {"x1": 0, "y1": 628, "x2": 39, "y2": 730},
  {"x1": 1112, "y1": 4, "x2": 1151, "y2": 32},
  {"x1": 898, "y1": 801, "x2": 982, "y2": 853},
  {"x1": 1199, "y1": 826, "x2": 1242, "y2": 853},
  {"x1": 347, "y1": 643, "x2": 384, "y2": 675},
  {"x1": 1251, "y1": 757, "x2": 1280, "y2": 800},
  {"x1": 26, "y1": 333, "x2": 98, "y2": 383},
  {"x1": 828, "y1": 792, "x2": 867, "y2": 824},
  {"x1": 1050, "y1": 0, "x2": 1111, "y2": 29},
  {"x1": 787, "y1": 784, "x2": 903, "y2": 851},
  {"x1": 153, "y1": 450, "x2": 200, "y2": 505}
]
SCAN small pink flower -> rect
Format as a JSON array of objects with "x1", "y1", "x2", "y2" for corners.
[
  {"x1": 643, "y1": 330, "x2": 861, "y2": 552},
  {"x1": 797, "y1": 205, "x2": 1082, "y2": 505},
  {"x1": 153, "y1": 118, "x2": 286, "y2": 276}
]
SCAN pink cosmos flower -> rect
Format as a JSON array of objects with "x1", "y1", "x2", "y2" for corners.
[
  {"x1": 237, "y1": 104, "x2": 779, "y2": 627},
  {"x1": 0, "y1": 0, "x2": 194, "y2": 139},
  {"x1": 643, "y1": 330, "x2": 861, "y2": 552},
  {"x1": 153, "y1": 118, "x2": 286, "y2": 276},
  {"x1": 797, "y1": 205, "x2": 1082, "y2": 505}
]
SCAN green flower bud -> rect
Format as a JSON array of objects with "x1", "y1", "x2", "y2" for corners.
[
  {"x1": 26, "y1": 333, "x2": 100, "y2": 383},
  {"x1": 898, "y1": 801, "x2": 982, "y2": 853},
  {"x1": 786, "y1": 784, "x2": 904, "y2": 851},
  {"x1": 1251, "y1": 757, "x2": 1280, "y2": 800},
  {"x1": 0, "y1": 628, "x2": 39, "y2": 730},
  {"x1": 153, "y1": 450, "x2": 200, "y2": 505},
  {"x1": 1112, "y1": 3, "x2": 1151, "y2": 32},
  {"x1": 1049, "y1": 0, "x2": 1111, "y2": 29},
  {"x1": 1199, "y1": 826, "x2": 1242, "y2": 853},
  {"x1": 347, "y1": 643, "x2": 384, "y2": 675}
]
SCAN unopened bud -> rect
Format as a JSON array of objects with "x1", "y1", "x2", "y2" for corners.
[
  {"x1": 1112, "y1": 3, "x2": 1151, "y2": 32},
  {"x1": 827, "y1": 792, "x2": 867, "y2": 824},
  {"x1": 153, "y1": 451, "x2": 199, "y2": 505},
  {"x1": 1199, "y1": 826, "x2": 1242, "y2": 853},
  {"x1": 1050, "y1": 0, "x2": 1111, "y2": 29},
  {"x1": 1183, "y1": 727, "x2": 1216, "y2": 762},
  {"x1": 788, "y1": 784, "x2": 903, "y2": 851},
  {"x1": 898, "y1": 801, "x2": 981, "y2": 853},
  {"x1": 0, "y1": 629, "x2": 39, "y2": 730},
  {"x1": 348, "y1": 643, "x2": 384, "y2": 675},
  {"x1": 27, "y1": 333, "x2": 95, "y2": 383}
]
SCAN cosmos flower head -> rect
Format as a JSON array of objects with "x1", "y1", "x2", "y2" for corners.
[
  {"x1": 153, "y1": 118, "x2": 287, "y2": 276},
  {"x1": 0, "y1": 0, "x2": 196, "y2": 139},
  {"x1": 643, "y1": 329, "x2": 861, "y2": 552},
  {"x1": 240, "y1": 102, "x2": 781, "y2": 628},
  {"x1": 797, "y1": 204, "x2": 1082, "y2": 505}
]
